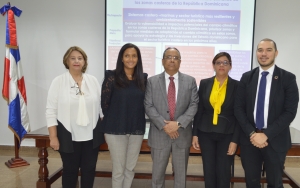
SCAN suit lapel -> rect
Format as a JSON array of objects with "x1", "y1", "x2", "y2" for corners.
[
  {"x1": 251, "y1": 68, "x2": 259, "y2": 115},
  {"x1": 205, "y1": 77, "x2": 214, "y2": 106},
  {"x1": 268, "y1": 65, "x2": 279, "y2": 112},
  {"x1": 223, "y1": 77, "x2": 234, "y2": 107},
  {"x1": 206, "y1": 76, "x2": 233, "y2": 108},
  {"x1": 159, "y1": 72, "x2": 168, "y2": 106},
  {"x1": 176, "y1": 72, "x2": 183, "y2": 103},
  {"x1": 174, "y1": 72, "x2": 184, "y2": 119}
]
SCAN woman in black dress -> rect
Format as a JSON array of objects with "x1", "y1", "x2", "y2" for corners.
[{"x1": 100, "y1": 43, "x2": 147, "y2": 188}]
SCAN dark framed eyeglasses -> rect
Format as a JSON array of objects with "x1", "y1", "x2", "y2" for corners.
[
  {"x1": 215, "y1": 60, "x2": 230, "y2": 66},
  {"x1": 71, "y1": 83, "x2": 83, "y2": 95},
  {"x1": 164, "y1": 55, "x2": 181, "y2": 61}
]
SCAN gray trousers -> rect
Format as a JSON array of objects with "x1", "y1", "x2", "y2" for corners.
[
  {"x1": 105, "y1": 134, "x2": 144, "y2": 188},
  {"x1": 151, "y1": 142, "x2": 190, "y2": 188}
]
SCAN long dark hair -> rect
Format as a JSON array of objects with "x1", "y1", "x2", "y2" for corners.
[{"x1": 115, "y1": 43, "x2": 145, "y2": 91}]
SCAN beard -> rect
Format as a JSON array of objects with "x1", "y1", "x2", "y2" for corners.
[{"x1": 257, "y1": 56, "x2": 275, "y2": 68}]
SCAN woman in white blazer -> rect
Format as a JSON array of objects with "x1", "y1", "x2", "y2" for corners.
[{"x1": 46, "y1": 46, "x2": 104, "y2": 188}]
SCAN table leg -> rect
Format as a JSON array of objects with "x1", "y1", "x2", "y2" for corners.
[{"x1": 36, "y1": 147, "x2": 50, "y2": 188}]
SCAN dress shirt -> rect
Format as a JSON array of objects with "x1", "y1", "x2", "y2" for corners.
[
  {"x1": 254, "y1": 64, "x2": 275, "y2": 129},
  {"x1": 46, "y1": 72, "x2": 102, "y2": 141},
  {"x1": 165, "y1": 72, "x2": 179, "y2": 102}
]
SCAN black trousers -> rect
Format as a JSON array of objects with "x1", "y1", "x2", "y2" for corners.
[
  {"x1": 240, "y1": 142, "x2": 287, "y2": 188},
  {"x1": 59, "y1": 139, "x2": 99, "y2": 188},
  {"x1": 198, "y1": 131, "x2": 234, "y2": 188}
]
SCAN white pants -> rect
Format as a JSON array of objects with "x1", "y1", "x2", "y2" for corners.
[{"x1": 105, "y1": 134, "x2": 144, "y2": 188}]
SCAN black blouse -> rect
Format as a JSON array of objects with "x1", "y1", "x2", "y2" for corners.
[{"x1": 100, "y1": 70, "x2": 148, "y2": 135}]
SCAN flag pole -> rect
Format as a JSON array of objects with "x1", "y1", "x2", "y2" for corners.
[
  {"x1": 1, "y1": 2, "x2": 30, "y2": 168},
  {"x1": 5, "y1": 135, "x2": 29, "y2": 168}
]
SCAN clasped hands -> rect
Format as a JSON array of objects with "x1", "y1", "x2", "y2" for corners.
[
  {"x1": 163, "y1": 120, "x2": 179, "y2": 139},
  {"x1": 250, "y1": 133, "x2": 268, "y2": 148}
]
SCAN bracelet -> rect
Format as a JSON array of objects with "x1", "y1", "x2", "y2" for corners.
[{"x1": 249, "y1": 131, "x2": 255, "y2": 137}]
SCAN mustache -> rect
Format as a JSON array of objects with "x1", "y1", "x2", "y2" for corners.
[{"x1": 258, "y1": 59, "x2": 275, "y2": 67}]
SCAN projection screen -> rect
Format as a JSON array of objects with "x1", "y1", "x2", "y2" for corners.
[{"x1": 106, "y1": 0, "x2": 256, "y2": 83}]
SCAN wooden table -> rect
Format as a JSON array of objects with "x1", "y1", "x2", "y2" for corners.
[{"x1": 24, "y1": 127, "x2": 300, "y2": 188}]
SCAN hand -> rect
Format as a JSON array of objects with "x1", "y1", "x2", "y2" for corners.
[
  {"x1": 227, "y1": 142, "x2": 237, "y2": 155},
  {"x1": 167, "y1": 131, "x2": 179, "y2": 139},
  {"x1": 250, "y1": 133, "x2": 268, "y2": 148},
  {"x1": 255, "y1": 142, "x2": 268, "y2": 148},
  {"x1": 192, "y1": 136, "x2": 201, "y2": 152},
  {"x1": 50, "y1": 136, "x2": 60, "y2": 150},
  {"x1": 163, "y1": 120, "x2": 179, "y2": 134}
]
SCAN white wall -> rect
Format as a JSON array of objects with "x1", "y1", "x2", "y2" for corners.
[
  {"x1": 0, "y1": 0, "x2": 299, "y2": 146},
  {"x1": 252, "y1": 0, "x2": 300, "y2": 130},
  {"x1": 0, "y1": 0, "x2": 105, "y2": 146}
]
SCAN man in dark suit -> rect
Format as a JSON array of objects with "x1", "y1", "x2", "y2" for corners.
[
  {"x1": 144, "y1": 47, "x2": 199, "y2": 188},
  {"x1": 234, "y1": 38, "x2": 299, "y2": 188}
]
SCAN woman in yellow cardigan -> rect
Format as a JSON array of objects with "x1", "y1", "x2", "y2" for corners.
[{"x1": 192, "y1": 52, "x2": 240, "y2": 188}]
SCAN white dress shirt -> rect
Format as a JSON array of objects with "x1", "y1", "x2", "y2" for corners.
[{"x1": 254, "y1": 64, "x2": 275, "y2": 129}]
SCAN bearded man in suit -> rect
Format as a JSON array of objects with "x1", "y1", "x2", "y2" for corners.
[
  {"x1": 144, "y1": 47, "x2": 199, "y2": 188},
  {"x1": 234, "y1": 38, "x2": 299, "y2": 188}
]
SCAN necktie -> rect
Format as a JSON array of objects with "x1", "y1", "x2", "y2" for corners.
[
  {"x1": 256, "y1": 71, "x2": 269, "y2": 130},
  {"x1": 168, "y1": 77, "x2": 176, "y2": 121}
]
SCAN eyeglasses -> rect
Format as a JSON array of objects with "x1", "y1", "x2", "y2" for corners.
[
  {"x1": 164, "y1": 55, "x2": 181, "y2": 61},
  {"x1": 215, "y1": 60, "x2": 230, "y2": 66},
  {"x1": 71, "y1": 83, "x2": 84, "y2": 95},
  {"x1": 69, "y1": 57, "x2": 84, "y2": 62}
]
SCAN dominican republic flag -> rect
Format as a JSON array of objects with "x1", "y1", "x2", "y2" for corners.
[{"x1": 1, "y1": 3, "x2": 30, "y2": 144}]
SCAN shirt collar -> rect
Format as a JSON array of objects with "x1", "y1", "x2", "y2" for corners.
[
  {"x1": 165, "y1": 72, "x2": 179, "y2": 80},
  {"x1": 259, "y1": 64, "x2": 275, "y2": 76}
]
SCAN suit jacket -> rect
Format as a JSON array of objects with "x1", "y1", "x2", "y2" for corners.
[
  {"x1": 144, "y1": 72, "x2": 199, "y2": 149},
  {"x1": 192, "y1": 76, "x2": 240, "y2": 143},
  {"x1": 234, "y1": 65, "x2": 299, "y2": 152}
]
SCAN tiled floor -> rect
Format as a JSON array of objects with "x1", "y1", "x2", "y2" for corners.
[{"x1": 0, "y1": 146, "x2": 299, "y2": 188}]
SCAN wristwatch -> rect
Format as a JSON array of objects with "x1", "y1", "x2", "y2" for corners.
[
  {"x1": 177, "y1": 122, "x2": 182, "y2": 128},
  {"x1": 249, "y1": 131, "x2": 255, "y2": 137}
]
